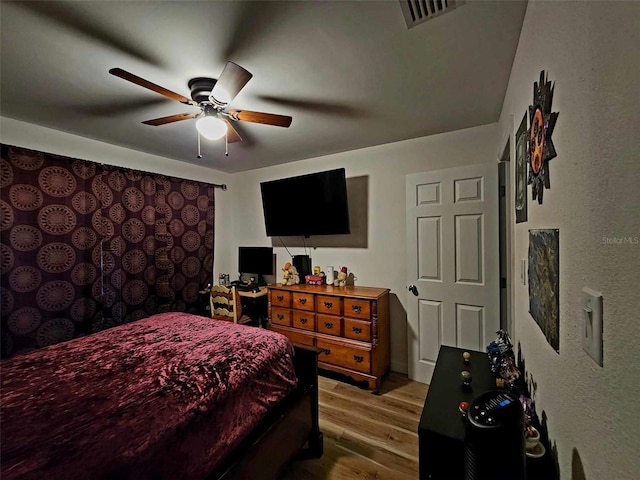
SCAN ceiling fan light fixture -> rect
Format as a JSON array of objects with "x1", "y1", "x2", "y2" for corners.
[{"x1": 196, "y1": 116, "x2": 227, "y2": 140}]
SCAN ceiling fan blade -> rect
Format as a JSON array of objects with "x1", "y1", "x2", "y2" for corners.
[
  {"x1": 223, "y1": 119, "x2": 243, "y2": 143},
  {"x1": 209, "y1": 62, "x2": 253, "y2": 107},
  {"x1": 110, "y1": 68, "x2": 198, "y2": 106},
  {"x1": 142, "y1": 112, "x2": 198, "y2": 126},
  {"x1": 257, "y1": 95, "x2": 366, "y2": 117},
  {"x1": 228, "y1": 109, "x2": 292, "y2": 128}
]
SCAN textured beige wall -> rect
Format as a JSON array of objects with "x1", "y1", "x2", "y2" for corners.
[
  {"x1": 498, "y1": 1, "x2": 640, "y2": 479},
  {"x1": 220, "y1": 123, "x2": 500, "y2": 374}
]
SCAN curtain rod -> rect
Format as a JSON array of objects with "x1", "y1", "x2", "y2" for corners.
[{"x1": 213, "y1": 183, "x2": 227, "y2": 190}]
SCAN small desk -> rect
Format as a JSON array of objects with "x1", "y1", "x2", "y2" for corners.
[
  {"x1": 237, "y1": 287, "x2": 268, "y2": 327},
  {"x1": 237, "y1": 287, "x2": 268, "y2": 300}
]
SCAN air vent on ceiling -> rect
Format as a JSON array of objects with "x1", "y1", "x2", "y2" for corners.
[{"x1": 399, "y1": 0, "x2": 465, "y2": 29}]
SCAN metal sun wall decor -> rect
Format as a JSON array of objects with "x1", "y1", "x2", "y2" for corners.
[
  {"x1": 528, "y1": 229, "x2": 560, "y2": 352},
  {"x1": 515, "y1": 112, "x2": 529, "y2": 224},
  {"x1": 528, "y1": 70, "x2": 559, "y2": 204}
]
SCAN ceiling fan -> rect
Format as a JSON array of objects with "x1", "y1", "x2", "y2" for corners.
[{"x1": 109, "y1": 62, "x2": 292, "y2": 146}]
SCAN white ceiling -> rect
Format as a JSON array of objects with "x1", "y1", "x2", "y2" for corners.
[{"x1": 0, "y1": 0, "x2": 527, "y2": 173}]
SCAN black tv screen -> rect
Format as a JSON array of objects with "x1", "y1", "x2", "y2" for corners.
[{"x1": 260, "y1": 168, "x2": 350, "y2": 237}]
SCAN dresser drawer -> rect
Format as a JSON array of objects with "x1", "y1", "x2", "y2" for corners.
[
  {"x1": 270, "y1": 290, "x2": 291, "y2": 308},
  {"x1": 317, "y1": 295, "x2": 342, "y2": 315},
  {"x1": 344, "y1": 317, "x2": 372, "y2": 342},
  {"x1": 267, "y1": 284, "x2": 389, "y2": 392},
  {"x1": 271, "y1": 307, "x2": 292, "y2": 327},
  {"x1": 344, "y1": 298, "x2": 371, "y2": 320},
  {"x1": 316, "y1": 314, "x2": 342, "y2": 337},
  {"x1": 317, "y1": 338, "x2": 371, "y2": 374},
  {"x1": 292, "y1": 292, "x2": 315, "y2": 311},
  {"x1": 292, "y1": 310, "x2": 315, "y2": 331},
  {"x1": 270, "y1": 325, "x2": 315, "y2": 347}
]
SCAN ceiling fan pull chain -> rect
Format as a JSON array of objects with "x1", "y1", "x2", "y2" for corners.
[
  {"x1": 197, "y1": 132, "x2": 202, "y2": 159},
  {"x1": 225, "y1": 132, "x2": 229, "y2": 157}
]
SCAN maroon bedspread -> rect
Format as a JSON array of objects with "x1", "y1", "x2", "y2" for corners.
[{"x1": 0, "y1": 312, "x2": 298, "y2": 480}]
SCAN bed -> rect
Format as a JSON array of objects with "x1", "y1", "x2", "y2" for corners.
[{"x1": 0, "y1": 312, "x2": 322, "y2": 480}]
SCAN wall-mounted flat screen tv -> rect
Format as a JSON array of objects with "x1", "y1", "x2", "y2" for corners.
[{"x1": 260, "y1": 168, "x2": 350, "y2": 237}]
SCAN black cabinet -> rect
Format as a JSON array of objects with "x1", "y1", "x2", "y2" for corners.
[
  {"x1": 418, "y1": 346, "x2": 495, "y2": 480},
  {"x1": 418, "y1": 345, "x2": 557, "y2": 480},
  {"x1": 240, "y1": 292, "x2": 268, "y2": 326},
  {"x1": 198, "y1": 290, "x2": 211, "y2": 317}
]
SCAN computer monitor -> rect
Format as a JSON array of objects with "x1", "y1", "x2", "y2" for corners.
[{"x1": 238, "y1": 246, "x2": 274, "y2": 285}]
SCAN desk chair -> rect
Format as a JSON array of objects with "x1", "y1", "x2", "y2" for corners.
[{"x1": 209, "y1": 285, "x2": 252, "y2": 325}]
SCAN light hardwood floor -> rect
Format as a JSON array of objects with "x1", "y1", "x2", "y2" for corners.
[{"x1": 280, "y1": 371, "x2": 429, "y2": 480}]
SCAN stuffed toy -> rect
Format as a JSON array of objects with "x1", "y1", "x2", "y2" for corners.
[
  {"x1": 335, "y1": 266, "x2": 348, "y2": 287},
  {"x1": 281, "y1": 262, "x2": 292, "y2": 285},
  {"x1": 287, "y1": 265, "x2": 300, "y2": 285},
  {"x1": 279, "y1": 261, "x2": 301, "y2": 286}
]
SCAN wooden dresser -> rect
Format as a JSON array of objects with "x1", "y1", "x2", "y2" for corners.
[{"x1": 267, "y1": 284, "x2": 390, "y2": 392}]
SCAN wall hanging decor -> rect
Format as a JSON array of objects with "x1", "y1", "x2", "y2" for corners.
[
  {"x1": 515, "y1": 112, "x2": 529, "y2": 223},
  {"x1": 527, "y1": 70, "x2": 559, "y2": 204},
  {"x1": 528, "y1": 229, "x2": 560, "y2": 352}
]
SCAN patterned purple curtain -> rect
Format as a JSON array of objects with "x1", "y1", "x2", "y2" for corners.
[{"x1": 1, "y1": 145, "x2": 215, "y2": 358}]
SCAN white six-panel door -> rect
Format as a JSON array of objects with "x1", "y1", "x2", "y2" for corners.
[{"x1": 406, "y1": 163, "x2": 499, "y2": 384}]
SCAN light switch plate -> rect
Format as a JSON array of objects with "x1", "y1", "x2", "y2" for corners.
[{"x1": 581, "y1": 287, "x2": 603, "y2": 366}]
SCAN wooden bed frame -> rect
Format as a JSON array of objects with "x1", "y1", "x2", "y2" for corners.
[
  {"x1": 209, "y1": 344, "x2": 323, "y2": 480},
  {"x1": 0, "y1": 319, "x2": 321, "y2": 480}
]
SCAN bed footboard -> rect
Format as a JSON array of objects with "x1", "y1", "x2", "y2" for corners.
[
  {"x1": 209, "y1": 344, "x2": 322, "y2": 480},
  {"x1": 292, "y1": 344, "x2": 323, "y2": 459}
]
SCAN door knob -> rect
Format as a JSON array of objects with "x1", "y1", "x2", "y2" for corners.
[{"x1": 409, "y1": 285, "x2": 418, "y2": 296}]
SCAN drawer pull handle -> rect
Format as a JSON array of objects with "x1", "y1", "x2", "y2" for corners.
[
  {"x1": 324, "y1": 301, "x2": 333, "y2": 309},
  {"x1": 352, "y1": 327, "x2": 362, "y2": 334},
  {"x1": 353, "y1": 355, "x2": 364, "y2": 363},
  {"x1": 277, "y1": 314, "x2": 284, "y2": 320},
  {"x1": 299, "y1": 298, "x2": 307, "y2": 305},
  {"x1": 351, "y1": 305, "x2": 362, "y2": 314},
  {"x1": 322, "y1": 348, "x2": 331, "y2": 355},
  {"x1": 324, "y1": 322, "x2": 333, "y2": 329},
  {"x1": 277, "y1": 295, "x2": 284, "y2": 302},
  {"x1": 300, "y1": 317, "x2": 308, "y2": 324}
]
